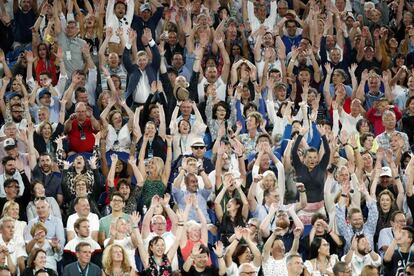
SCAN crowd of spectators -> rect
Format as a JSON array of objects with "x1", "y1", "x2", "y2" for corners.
[{"x1": 0, "y1": 0, "x2": 414, "y2": 275}]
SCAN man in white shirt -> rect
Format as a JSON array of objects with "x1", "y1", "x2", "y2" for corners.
[
  {"x1": 66, "y1": 197, "x2": 99, "y2": 242},
  {"x1": 0, "y1": 216, "x2": 27, "y2": 273},
  {"x1": 63, "y1": 217, "x2": 101, "y2": 266},
  {"x1": 105, "y1": 0, "x2": 134, "y2": 44}
]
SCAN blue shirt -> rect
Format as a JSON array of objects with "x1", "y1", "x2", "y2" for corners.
[
  {"x1": 24, "y1": 215, "x2": 66, "y2": 248},
  {"x1": 172, "y1": 186, "x2": 211, "y2": 223}
]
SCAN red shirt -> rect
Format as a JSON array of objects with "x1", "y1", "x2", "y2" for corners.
[
  {"x1": 68, "y1": 118, "x2": 95, "y2": 153},
  {"x1": 36, "y1": 58, "x2": 58, "y2": 85},
  {"x1": 366, "y1": 106, "x2": 403, "y2": 135}
]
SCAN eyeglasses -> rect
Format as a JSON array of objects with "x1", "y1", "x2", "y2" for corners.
[
  {"x1": 192, "y1": 146, "x2": 205, "y2": 150},
  {"x1": 111, "y1": 199, "x2": 124, "y2": 203},
  {"x1": 11, "y1": 110, "x2": 23, "y2": 113}
]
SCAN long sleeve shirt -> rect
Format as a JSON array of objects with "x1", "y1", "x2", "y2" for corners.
[{"x1": 335, "y1": 201, "x2": 379, "y2": 252}]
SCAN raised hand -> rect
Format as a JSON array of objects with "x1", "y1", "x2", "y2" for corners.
[
  {"x1": 212, "y1": 241, "x2": 224, "y2": 257},
  {"x1": 130, "y1": 211, "x2": 141, "y2": 225},
  {"x1": 151, "y1": 195, "x2": 160, "y2": 206}
]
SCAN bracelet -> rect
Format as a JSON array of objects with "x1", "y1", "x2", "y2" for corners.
[
  {"x1": 238, "y1": 155, "x2": 243, "y2": 159},
  {"x1": 298, "y1": 189, "x2": 306, "y2": 193},
  {"x1": 185, "y1": 34, "x2": 190, "y2": 37},
  {"x1": 395, "y1": 176, "x2": 400, "y2": 180},
  {"x1": 341, "y1": 194, "x2": 348, "y2": 197},
  {"x1": 235, "y1": 238, "x2": 240, "y2": 242},
  {"x1": 217, "y1": 255, "x2": 224, "y2": 258},
  {"x1": 39, "y1": 14, "x2": 45, "y2": 18},
  {"x1": 19, "y1": 170, "x2": 24, "y2": 174}
]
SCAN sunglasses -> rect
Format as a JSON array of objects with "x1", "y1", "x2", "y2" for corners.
[
  {"x1": 192, "y1": 146, "x2": 205, "y2": 149},
  {"x1": 35, "y1": 196, "x2": 46, "y2": 201}
]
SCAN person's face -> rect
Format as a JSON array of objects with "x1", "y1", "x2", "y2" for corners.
[
  {"x1": 259, "y1": 153, "x2": 271, "y2": 170},
  {"x1": 172, "y1": 53, "x2": 184, "y2": 68},
  {"x1": 286, "y1": 22, "x2": 297, "y2": 36},
  {"x1": 66, "y1": 22, "x2": 78, "y2": 37},
  {"x1": 400, "y1": 229, "x2": 414, "y2": 245},
  {"x1": 5, "y1": 146, "x2": 17, "y2": 158},
  {"x1": 364, "y1": 48, "x2": 375, "y2": 60},
  {"x1": 329, "y1": 49, "x2": 341, "y2": 64},
  {"x1": 178, "y1": 120, "x2": 190, "y2": 134},
  {"x1": 110, "y1": 196, "x2": 125, "y2": 212},
  {"x1": 151, "y1": 218, "x2": 166, "y2": 235},
  {"x1": 6, "y1": 205, "x2": 19, "y2": 219},
  {"x1": 350, "y1": 212, "x2": 364, "y2": 229},
  {"x1": 153, "y1": 203, "x2": 163, "y2": 215},
  {"x1": 10, "y1": 107, "x2": 23, "y2": 122},
  {"x1": 266, "y1": 191, "x2": 280, "y2": 206},
  {"x1": 194, "y1": 252, "x2": 209, "y2": 268},
  {"x1": 77, "y1": 198, "x2": 91, "y2": 216},
  {"x1": 37, "y1": 109, "x2": 49, "y2": 122},
  {"x1": 4, "y1": 125, "x2": 17, "y2": 139},
  {"x1": 0, "y1": 221, "x2": 15, "y2": 240},
  {"x1": 108, "y1": 53, "x2": 119, "y2": 67},
  {"x1": 337, "y1": 168, "x2": 350, "y2": 183},
  {"x1": 326, "y1": 35, "x2": 336, "y2": 49},
  {"x1": 262, "y1": 175, "x2": 275, "y2": 190},
  {"x1": 356, "y1": 236, "x2": 369, "y2": 253},
  {"x1": 145, "y1": 123, "x2": 156, "y2": 137},
  {"x1": 141, "y1": 9, "x2": 151, "y2": 21},
  {"x1": 382, "y1": 114, "x2": 396, "y2": 130},
  {"x1": 359, "y1": 121, "x2": 370, "y2": 134},
  {"x1": 179, "y1": 101, "x2": 192, "y2": 116},
  {"x1": 77, "y1": 221, "x2": 90, "y2": 237},
  {"x1": 205, "y1": 67, "x2": 218, "y2": 82},
  {"x1": 408, "y1": 99, "x2": 414, "y2": 113},
  {"x1": 226, "y1": 198, "x2": 240, "y2": 212},
  {"x1": 33, "y1": 183, "x2": 46, "y2": 197},
  {"x1": 149, "y1": 107, "x2": 160, "y2": 121},
  {"x1": 215, "y1": 105, "x2": 227, "y2": 120},
  {"x1": 191, "y1": 145, "x2": 205, "y2": 158},
  {"x1": 118, "y1": 183, "x2": 131, "y2": 200},
  {"x1": 75, "y1": 181, "x2": 87, "y2": 196},
  {"x1": 239, "y1": 247, "x2": 253, "y2": 263},
  {"x1": 74, "y1": 156, "x2": 85, "y2": 169},
  {"x1": 298, "y1": 70, "x2": 311, "y2": 84},
  {"x1": 75, "y1": 104, "x2": 87, "y2": 121},
  {"x1": 34, "y1": 252, "x2": 47, "y2": 268},
  {"x1": 116, "y1": 219, "x2": 128, "y2": 233},
  {"x1": 392, "y1": 213, "x2": 406, "y2": 230},
  {"x1": 4, "y1": 160, "x2": 16, "y2": 176},
  {"x1": 114, "y1": 3, "x2": 126, "y2": 18},
  {"x1": 304, "y1": 151, "x2": 318, "y2": 169},
  {"x1": 272, "y1": 239, "x2": 285, "y2": 256},
  {"x1": 288, "y1": 256, "x2": 304, "y2": 275},
  {"x1": 20, "y1": 0, "x2": 31, "y2": 11},
  {"x1": 40, "y1": 123, "x2": 52, "y2": 139},
  {"x1": 76, "y1": 245, "x2": 92, "y2": 264},
  {"x1": 137, "y1": 55, "x2": 148, "y2": 70},
  {"x1": 111, "y1": 112, "x2": 123, "y2": 128},
  {"x1": 318, "y1": 239, "x2": 330, "y2": 256},
  {"x1": 186, "y1": 175, "x2": 199, "y2": 192},
  {"x1": 36, "y1": 201, "x2": 49, "y2": 218},
  {"x1": 38, "y1": 45, "x2": 48, "y2": 59},
  {"x1": 111, "y1": 246, "x2": 124, "y2": 262},
  {"x1": 115, "y1": 160, "x2": 123, "y2": 173},
  {"x1": 187, "y1": 226, "x2": 201, "y2": 241}
]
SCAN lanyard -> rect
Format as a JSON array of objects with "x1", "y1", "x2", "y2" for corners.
[
  {"x1": 264, "y1": 205, "x2": 276, "y2": 226},
  {"x1": 397, "y1": 247, "x2": 412, "y2": 269},
  {"x1": 77, "y1": 262, "x2": 89, "y2": 276}
]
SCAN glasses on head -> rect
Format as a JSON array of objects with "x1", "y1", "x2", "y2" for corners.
[
  {"x1": 35, "y1": 196, "x2": 46, "y2": 201},
  {"x1": 153, "y1": 222, "x2": 166, "y2": 225},
  {"x1": 240, "y1": 272, "x2": 257, "y2": 276},
  {"x1": 192, "y1": 146, "x2": 205, "y2": 150}
]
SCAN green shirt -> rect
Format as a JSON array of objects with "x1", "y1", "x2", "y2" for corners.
[{"x1": 99, "y1": 213, "x2": 131, "y2": 238}]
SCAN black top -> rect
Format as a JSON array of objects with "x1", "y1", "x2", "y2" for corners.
[
  {"x1": 21, "y1": 267, "x2": 57, "y2": 276},
  {"x1": 292, "y1": 134, "x2": 330, "y2": 203},
  {"x1": 182, "y1": 266, "x2": 223, "y2": 276},
  {"x1": 384, "y1": 249, "x2": 414, "y2": 276}
]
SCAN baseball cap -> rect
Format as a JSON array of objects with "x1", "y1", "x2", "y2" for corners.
[
  {"x1": 38, "y1": 88, "x2": 52, "y2": 99},
  {"x1": 379, "y1": 166, "x2": 392, "y2": 177},
  {"x1": 275, "y1": 82, "x2": 288, "y2": 90},
  {"x1": 3, "y1": 138, "x2": 17, "y2": 150},
  {"x1": 5, "y1": 92, "x2": 23, "y2": 102},
  {"x1": 140, "y1": 3, "x2": 151, "y2": 12}
]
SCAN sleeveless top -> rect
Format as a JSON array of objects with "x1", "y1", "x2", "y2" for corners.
[
  {"x1": 142, "y1": 255, "x2": 172, "y2": 276},
  {"x1": 220, "y1": 215, "x2": 245, "y2": 246},
  {"x1": 142, "y1": 179, "x2": 165, "y2": 207},
  {"x1": 106, "y1": 124, "x2": 131, "y2": 153}
]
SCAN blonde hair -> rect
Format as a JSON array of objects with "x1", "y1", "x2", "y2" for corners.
[
  {"x1": 260, "y1": 170, "x2": 278, "y2": 191},
  {"x1": 102, "y1": 244, "x2": 131, "y2": 274},
  {"x1": 2, "y1": 201, "x2": 19, "y2": 218},
  {"x1": 152, "y1": 157, "x2": 165, "y2": 177},
  {"x1": 30, "y1": 222, "x2": 48, "y2": 237}
]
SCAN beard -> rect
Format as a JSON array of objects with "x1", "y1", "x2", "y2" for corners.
[
  {"x1": 276, "y1": 218, "x2": 290, "y2": 229},
  {"x1": 5, "y1": 168, "x2": 16, "y2": 176},
  {"x1": 357, "y1": 248, "x2": 368, "y2": 256}
]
